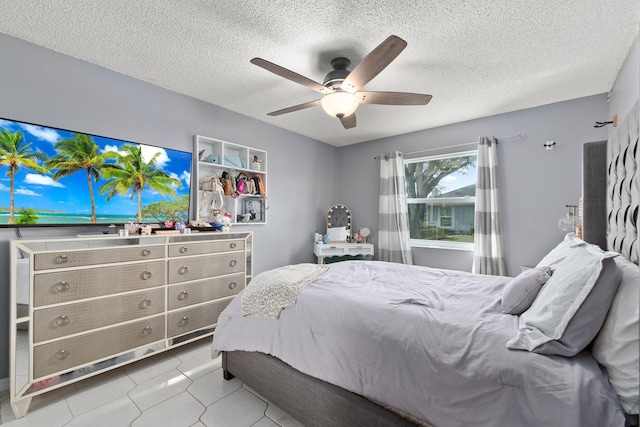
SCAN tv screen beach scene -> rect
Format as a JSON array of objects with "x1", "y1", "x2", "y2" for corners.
[{"x1": 0, "y1": 118, "x2": 192, "y2": 226}]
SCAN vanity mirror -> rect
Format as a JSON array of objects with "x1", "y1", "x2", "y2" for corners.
[{"x1": 326, "y1": 204, "x2": 352, "y2": 242}]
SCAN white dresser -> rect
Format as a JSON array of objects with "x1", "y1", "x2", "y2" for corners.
[{"x1": 9, "y1": 232, "x2": 252, "y2": 418}]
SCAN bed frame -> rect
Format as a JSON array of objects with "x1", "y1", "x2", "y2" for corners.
[
  {"x1": 222, "y1": 106, "x2": 639, "y2": 426},
  {"x1": 222, "y1": 351, "x2": 420, "y2": 427}
]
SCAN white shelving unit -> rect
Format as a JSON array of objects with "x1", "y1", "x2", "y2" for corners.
[{"x1": 194, "y1": 135, "x2": 267, "y2": 225}]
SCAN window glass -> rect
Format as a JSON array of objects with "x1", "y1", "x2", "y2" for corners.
[{"x1": 405, "y1": 150, "x2": 477, "y2": 247}]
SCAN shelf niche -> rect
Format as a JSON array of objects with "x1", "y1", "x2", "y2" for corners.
[{"x1": 194, "y1": 135, "x2": 267, "y2": 225}]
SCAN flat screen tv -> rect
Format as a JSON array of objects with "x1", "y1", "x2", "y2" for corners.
[{"x1": 0, "y1": 118, "x2": 192, "y2": 227}]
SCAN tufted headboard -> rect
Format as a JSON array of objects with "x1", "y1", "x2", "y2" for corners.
[
  {"x1": 583, "y1": 140, "x2": 608, "y2": 249},
  {"x1": 606, "y1": 100, "x2": 639, "y2": 265}
]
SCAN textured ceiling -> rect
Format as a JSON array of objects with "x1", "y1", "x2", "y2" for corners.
[{"x1": 0, "y1": 1, "x2": 638, "y2": 146}]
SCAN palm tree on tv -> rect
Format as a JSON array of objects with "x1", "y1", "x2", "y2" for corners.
[
  {"x1": 99, "y1": 145, "x2": 181, "y2": 223},
  {"x1": 0, "y1": 130, "x2": 49, "y2": 224},
  {"x1": 45, "y1": 133, "x2": 118, "y2": 224}
]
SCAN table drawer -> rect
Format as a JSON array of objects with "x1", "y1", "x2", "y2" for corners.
[
  {"x1": 167, "y1": 299, "x2": 231, "y2": 338},
  {"x1": 33, "y1": 288, "x2": 165, "y2": 343},
  {"x1": 168, "y1": 239, "x2": 244, "y2": 257},
  {"x1": 34, "y1": 261, "x2": 165, "y2": 306},
  {"x1": 33, "y1": 315, "x2": 165, "y2": 379},
  {"x1": 168, "y1": 252, "x2": 244, "y2": 284},
  {"x1": 34, "y1": 245, "x2": 164, "y2": 270},
  {"x1": 168, "y1": 272, "x2": 244, "y2": 310}
]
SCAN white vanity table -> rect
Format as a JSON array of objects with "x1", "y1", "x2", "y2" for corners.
[
  {"x1": 316, "y1": 204, "x2": 374, "y2": 264},
  {"x1": 313, "y1": 242, "x2": 375, "y2": 264}
]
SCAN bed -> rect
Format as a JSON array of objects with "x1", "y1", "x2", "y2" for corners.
[{"x1": 212, "y1": 103, "x2": 639, "y2": 427}]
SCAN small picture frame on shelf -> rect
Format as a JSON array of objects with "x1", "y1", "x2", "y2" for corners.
[{"x1": 243, "y1": 198, "x2": 263, "y2": 222}]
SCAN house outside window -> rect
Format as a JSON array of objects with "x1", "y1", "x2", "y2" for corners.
[{"x1": 405, "y1": 150, "x2": 477, "y2": 250}]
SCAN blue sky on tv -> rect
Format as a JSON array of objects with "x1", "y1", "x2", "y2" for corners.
[{"x1": 0, "y1": 119, "x2": 192, "y2": 216}]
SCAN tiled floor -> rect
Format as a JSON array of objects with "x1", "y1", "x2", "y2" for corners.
[{"x1": 0, "y1": 340, "x2": 302, "y2": 427}]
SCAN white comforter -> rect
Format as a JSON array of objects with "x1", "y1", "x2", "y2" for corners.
[{"x1": 212, "y1": 261, "x2": 624, "y2": 427}]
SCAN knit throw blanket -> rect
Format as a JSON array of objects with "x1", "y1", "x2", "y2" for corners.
[{"x1": 242, "y1": 263, "x2": 330, "y2": 319}]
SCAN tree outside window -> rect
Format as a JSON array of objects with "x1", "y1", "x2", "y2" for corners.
[{"x1": 405, "y1": 150, "x2": 477, "y2": 248}]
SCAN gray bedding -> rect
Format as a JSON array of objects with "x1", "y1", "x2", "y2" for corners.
[{"x1": 212, "y1": 260, "x2": 625, "y2": 427}]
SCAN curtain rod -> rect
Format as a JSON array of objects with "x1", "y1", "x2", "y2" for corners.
[{"x1": 374, "y1": 132, "x2": 522, "y2": 159}]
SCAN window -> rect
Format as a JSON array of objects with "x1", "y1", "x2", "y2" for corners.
[{"x1": 405, "y1": 150, "x2": 477, "y2": 249}]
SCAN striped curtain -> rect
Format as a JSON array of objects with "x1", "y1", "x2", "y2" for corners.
[
  {"x1": 473, "y1": 137, "x2": 506, "y2": 275},
  {"x1": 378, "y1": 151, "x2": 413, "y2": 264}
]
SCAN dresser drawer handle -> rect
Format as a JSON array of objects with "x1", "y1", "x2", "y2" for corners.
[
  {"x1": 178, "y1": 266, "x2": 190, "y2": 275},
  {"x1": 55, "y1": 254, "x2": 69, "y2": 264},
  {"x1": 179, "y1": 246, "x2": 188, "y2": 253},
  {"x1": 142, "y1": 248, "x2": 152, "y2": 256},
  {"x1": 229, "y1": 281, "x2": 237, "y2": 290},
  {"x1": 178, "y1": 291, "x2": 189, "y2": 301},
  {"x1": 55, "y1": 281, "x2": 71, "y2": 293},
  {"x1": 230, "y1": 242, "x2": 237, "y2": 249},
  {"x1": 229, "y1": 259, "x2": 237, "y2": 267},
  {"x1": 55, "y1": 349, "x2": 70, "y2": 360},
  {"x1": 179, "y1": 316, "x2": 190, "y2": 327},
  {"x1": 55, "y1": 315, "x2": 71, "y2": 327},
  {"x1": 142, "y1": 326, "x2": 153, "y2": 337},
  {"x1": 141, "y1": 271, "x2": 153, "y2": 280},
  {"x1": 139, "y1": 299, "x2": 152, "y2": 308}
]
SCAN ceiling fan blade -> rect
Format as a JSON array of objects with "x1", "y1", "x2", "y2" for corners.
[
  {"x1": 339, "y1": 113, "x2": 356, "y2": 129},
  {"x1": 251, "y1": 58, "x2": 331, "y2": 94},
  {"x1": 267, "y1": 99, "x2": 321, "y2": 116},
  {"x1": 358, "y1": 91, "x2": 432, "y2": 105},
  {"x1": 340, "y1": 35, "x2": 407, "y2": 93}
]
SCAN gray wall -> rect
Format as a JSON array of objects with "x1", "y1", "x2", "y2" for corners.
[
  {"x1": 0, "y1": 34, "x2": 337, "y2": 379},
  {"x1": 335, "y1": 95, "x2": 610, "y2": 276},
  {"x1": 608, "y1": 33, "x2": 639, "y2": 121}
]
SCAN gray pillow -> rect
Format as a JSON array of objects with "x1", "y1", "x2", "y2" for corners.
[{"x1": 501, "y1": 267, "x2": 552, "y2": 315}]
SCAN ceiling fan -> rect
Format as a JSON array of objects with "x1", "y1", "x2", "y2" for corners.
[{"x1": 250, "y1": 35, "x2": 432, "y2": 129}]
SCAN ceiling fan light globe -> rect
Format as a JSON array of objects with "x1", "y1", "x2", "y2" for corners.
[{"x1": 321, "y1": 92, "x2": 359, "y2": 118}]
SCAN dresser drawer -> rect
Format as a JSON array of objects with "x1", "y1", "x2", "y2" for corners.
[
  {"x1": 34, "y1": 245, "x2": 164, "y2": 270},
  {"x1": 168, "y1": 272, "x2": 244, "y2": 310},
  {"x1": 167, "y1": 298, "x2": 232, "y2": 338},
  {"x1": 168, "y1": 239, "x2": 244, "y2": 257},
  {"x1": 167, "y1": 252, "x2": 244, "y2": 284},
  {"x1": 34, "y1": 261, "x2": 165, "y2": 307},
  {"x1": 33, "y1": 288, "x2": 165, "y2": 343},
  {"x1": 33, "y1": 315, "x2": 165, "y2": 379}
]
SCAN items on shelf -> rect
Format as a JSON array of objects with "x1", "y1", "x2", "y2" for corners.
[{"x1": 194, "y1": 135, "x2": 268, "y2": 225}]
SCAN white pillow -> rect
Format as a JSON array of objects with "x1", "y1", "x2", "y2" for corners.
[
  {"x1": 536, "y1": 232, "x2": 587, "y2": 270},
  {"x1": 592, "y1": 256, "x2": 640, "y2": 414},
  {"x1": 327, "y1": 226, "x2": 348, "y2": 242},
  {"x1": 507, "y1": 244, "x2": 619, "y2": 355}
]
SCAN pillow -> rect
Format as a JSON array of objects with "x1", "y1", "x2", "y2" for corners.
[
  {"x1": 592, "y1": 256, "x2": 639, "y2": 414},
  {"x1": 535, "y1": 232, "x2": 587, "y2": 270},
  {"x1": 507, "y1": 244, "x2": 621, "y2": 356},
  {"x1": 501, "y1": 267, "x2": 552, "y2": 314},
  {"x1": 327, "y1": 226, "x2": 348, "y2": 242}
]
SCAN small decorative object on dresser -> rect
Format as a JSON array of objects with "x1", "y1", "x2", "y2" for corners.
[{"x1": 356, "y1": 227, "x2": 370, "y2": 243}]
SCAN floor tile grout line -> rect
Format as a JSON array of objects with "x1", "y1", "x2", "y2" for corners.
[{"x1": 126, "y1": 369, "x2": 196, "y2": 418}]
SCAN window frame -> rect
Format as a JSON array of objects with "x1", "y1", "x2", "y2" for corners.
[{"x1": 405, "y1": 149, "x2": 477, "y2": 251}]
